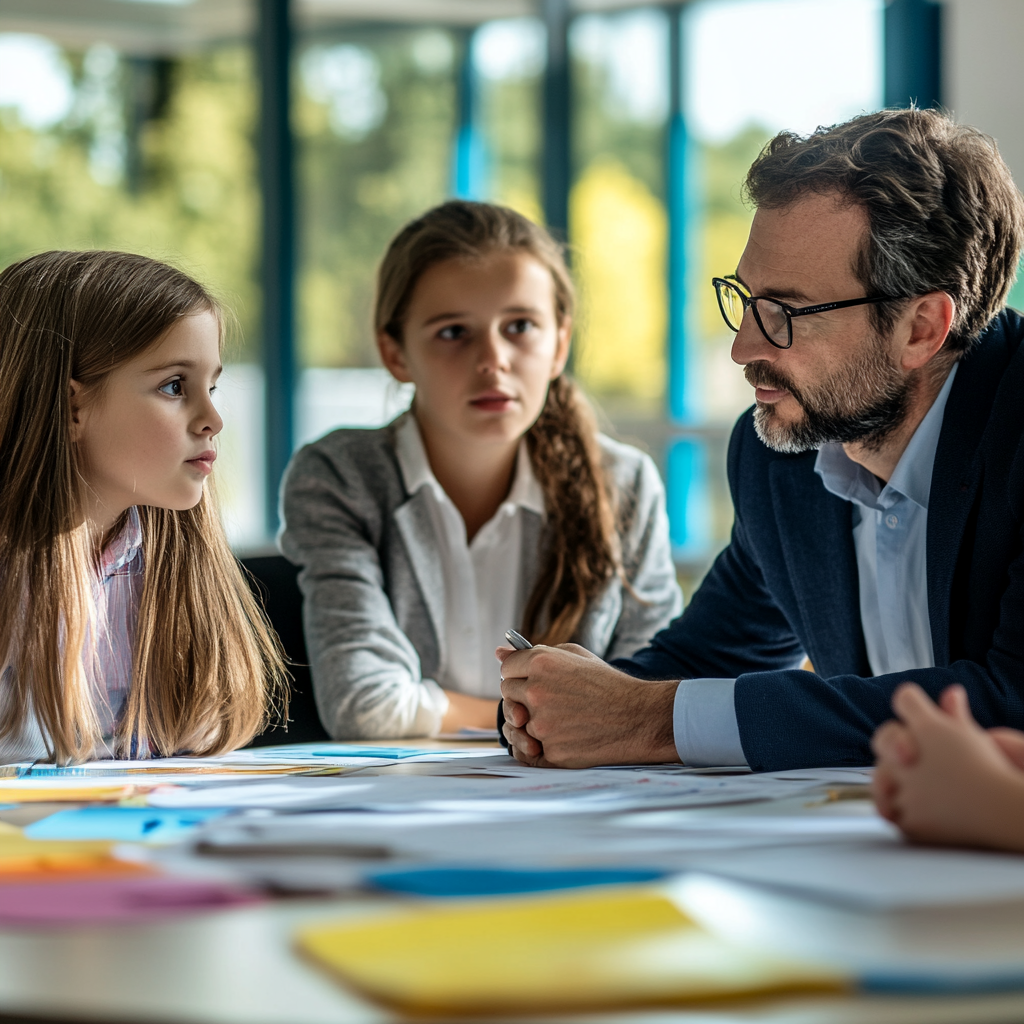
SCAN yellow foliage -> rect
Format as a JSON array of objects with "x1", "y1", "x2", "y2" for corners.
[
  {"x1": 493, "y1": 186, "x2": 544, "y2": 227},
  {"x1": 699, "y1": 211, "x2": 755, "y2": 339},
  {"x1": 569, "y1": 160, "x2": 667, "y2": 401}
]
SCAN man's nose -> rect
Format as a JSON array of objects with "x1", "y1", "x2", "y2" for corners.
[{"x1": 730, "y1": 310, "x2": 778, "y2": 367}]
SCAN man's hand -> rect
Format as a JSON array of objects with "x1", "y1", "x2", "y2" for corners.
[
  {"x1": 871, "y1": 682, "x2": 1024, "y2": 852},
  {"x1": 496, "y1": 643, "x2": 680, "y2": 768}
]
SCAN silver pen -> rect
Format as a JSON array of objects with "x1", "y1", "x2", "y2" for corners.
[{"x1": 504, "y1": 628, "x2": 533, "y2": 650}]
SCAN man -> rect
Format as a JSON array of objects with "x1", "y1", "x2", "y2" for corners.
[{"x1": 498, "y1": 108, "x2": 1024, "y2": 771}]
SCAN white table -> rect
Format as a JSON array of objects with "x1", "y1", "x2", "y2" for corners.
[{"x1": 2, "y1": 761, "x2": 1023, "y2": 1024}]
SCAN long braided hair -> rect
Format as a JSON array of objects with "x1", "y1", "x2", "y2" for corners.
[{"x1": 375, "y1": 200, "x2": 622, "y2": 645}]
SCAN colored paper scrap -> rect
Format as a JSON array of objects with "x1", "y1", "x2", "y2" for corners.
[
  {"x1": 296, "y1": 887, "x2": 848, "y2": 1015},
  {"x1": 0, "y1": 833, "x2": 142, "y2": 877},
  {"x1": 0, "y1": 785, "x2": 149, "y2": 803},
  {"x1": 25, "y1": 806, "x2": 230, "y2": 844},
  {"x1": 0, "y1": 876, "x2": 262, "y2": 925},
  {"x1": 367, "y1": 866, "x2": 667, "y2": 898}
]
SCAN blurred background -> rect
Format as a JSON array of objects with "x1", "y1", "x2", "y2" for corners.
[{"x1": 1, "y1": 0, "x2": 1020, "y2": 595}]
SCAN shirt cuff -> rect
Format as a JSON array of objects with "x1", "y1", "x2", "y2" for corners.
[
  {"x1": 672, "y1": 678, "x2": 747, "y2": 767},
  {"x1": 416, "y1": 678, "x2": 450, "y2": 738}
]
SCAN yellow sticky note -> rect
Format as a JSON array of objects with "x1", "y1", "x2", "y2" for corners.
[
  {"x1": 296, "y1": 887, "x2": 848, "y2": 1015},
  {"x1": 0, "y1": 786, "x2": 141, "y2": 803}
]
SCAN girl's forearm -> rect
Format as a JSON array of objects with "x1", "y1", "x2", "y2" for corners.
[{"x1": 441, "y1": 690, "x2": 500, "y2": 732}]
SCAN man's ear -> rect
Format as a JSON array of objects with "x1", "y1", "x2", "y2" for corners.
[
  {"x1": 376, "y1": 329, "x2": 413, "y2": 384},
  {"x1": 551, "y1": 315, "x2": 572, "y2": 380},
  {"x1": 900, "y1": 291, "x2": 955, "y2": 371},
  {"x1": 69, "y1": 379, "x2": 85, "y2": 441}
]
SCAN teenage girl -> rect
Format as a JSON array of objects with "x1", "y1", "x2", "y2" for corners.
[
  {"x1": 0, "y1": 250, "x2": 287, "y2": 764},
  {"x1": 873, "y1": 682, "x2": 1024, "y2": 852},
  {"x1": 280, "y1": 200, "x2": 682, "y2": 739}
]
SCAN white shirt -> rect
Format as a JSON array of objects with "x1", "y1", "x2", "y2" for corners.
[
  {"x1": 394, "y1": 414, "x2": 546, "y2": 702},
  {"x1": 0, "y1": 508, "x2": 144, "y2": 763},
  {"x1": 673, "y1": 367, "x2": 957, "y2": 767}
]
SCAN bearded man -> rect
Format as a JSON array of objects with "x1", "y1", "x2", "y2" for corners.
[{"x1": 498, "y1": 108, "x2": 1024, "y2": 771}]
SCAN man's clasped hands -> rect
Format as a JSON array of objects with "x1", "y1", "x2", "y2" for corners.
[{"x1": 498, "y1": 643, "x2": 1024, "y2": 854}]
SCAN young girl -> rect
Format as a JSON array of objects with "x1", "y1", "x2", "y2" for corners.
[
  {"x1": 873, "y1": 682, "x2": 1024, "y2": 851},
  {"x1": 0, "y1": 250, "x2": 287, "y2": 764},
  {"x1": 280, "y1": 200, "x2": 682, "y2": 739}
]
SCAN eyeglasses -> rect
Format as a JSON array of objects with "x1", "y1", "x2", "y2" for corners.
[{"x1": 712, "y1": 275, "x2": 901, "y2": 350}]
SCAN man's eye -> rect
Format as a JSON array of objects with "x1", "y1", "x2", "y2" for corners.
[
  {"x1": 507, "y1": 318, "x2": 535, "y2": 335},
  {"x1": 158, "y1": 379, "x2": 184, "y2": 397}
]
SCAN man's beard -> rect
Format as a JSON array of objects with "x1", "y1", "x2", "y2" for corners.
[{"x1": 746, "y1": 335, "x2": 912, "y2": 454}]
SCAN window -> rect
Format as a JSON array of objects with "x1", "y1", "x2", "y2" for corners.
[{"x1": 0, "y1": 0, "x2": 887, "y2": 570}]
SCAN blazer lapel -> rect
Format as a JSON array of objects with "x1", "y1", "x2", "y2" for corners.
[
  {"x1": 927, "y1": 339, "x2": 1004, "y2": 665},
  {"x1": 393, "y1": 491, "x2": 447, "y2": 668},
  {"x1": 769, "y1": 458, "x2": 869, "y2": 676}
]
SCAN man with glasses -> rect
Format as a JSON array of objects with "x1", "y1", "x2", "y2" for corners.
[{"x1": 499, "y1": 107, "x2": 1024, "y2": 771}]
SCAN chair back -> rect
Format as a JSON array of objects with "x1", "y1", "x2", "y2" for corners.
[{"x1": 240, "y1": 554, "x2": 330, "y2": 745}]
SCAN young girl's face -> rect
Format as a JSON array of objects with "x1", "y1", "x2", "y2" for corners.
[
  {"x1": 72, "y1": 310, "x2": 223, "y2": 532},
  {"x1": 379, "y1": 250, "x2": 570, "y2": 451}
]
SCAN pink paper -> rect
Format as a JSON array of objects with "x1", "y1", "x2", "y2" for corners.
[{"x1": 0, "y1": 876, "x2": 263, "y2": 925}]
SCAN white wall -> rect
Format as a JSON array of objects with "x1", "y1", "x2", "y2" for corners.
[{"x1": 944, "y1": 0, "x2": 1024, "y2": 187}]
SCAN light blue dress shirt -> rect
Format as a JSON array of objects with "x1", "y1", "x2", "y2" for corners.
[{"x1": 672, "y1": 366, "x2": 958, "y2": 767}]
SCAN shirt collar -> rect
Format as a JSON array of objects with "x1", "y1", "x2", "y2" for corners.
[
  {"x1": 98, "y1": 506, "x2": 143, "y2": 579},
  {"x1": 815, "y1": 363, "x2": 958, "y2": 512},
  {"x1": 394, "y1": 411, "x2": 545, "y2": 517}
]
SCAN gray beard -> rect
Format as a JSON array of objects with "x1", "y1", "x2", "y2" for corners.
[{"x1": 748, "y1": 337, "x2": 912, "y2": 455}]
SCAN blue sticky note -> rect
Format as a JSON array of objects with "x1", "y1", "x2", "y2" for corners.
[
  {"x1": 24, "y1": 807, "x2": 230, "y2": 843},
  {"x1": 307, "y1": 746, "x2": 432, "y2": 760},
  {"x1": 366, "y1": 866, "x2": 667, "y2": 898},
  {"x1": 258, "y1": 744, "x2": 431, "y2": 760},
  {"x1": 862, "y1": 970, "x2": 1024, "y2": 995}
]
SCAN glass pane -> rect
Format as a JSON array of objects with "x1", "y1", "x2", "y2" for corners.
[
  {"x1": 680, "y1": 0, "x2": 883, "y2": 582},
  {"x1": 294, "y1": 23, "x2": 457, "y2": 449},
  {"x1": 570, "y1": 9, "x2": 669, "y2": 432},
  {"x1": 0, "y1": 6, "x2": 261, "y2": 546},
  {"x1": 475, "y1": 18, "x2": 545, "y2": 220}
]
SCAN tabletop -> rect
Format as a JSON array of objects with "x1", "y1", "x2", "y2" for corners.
[{"x1": 1, "y1": 754, "x2": 1023, "y2": 1024}]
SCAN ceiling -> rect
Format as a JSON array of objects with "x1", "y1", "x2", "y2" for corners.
[{"x1": 0, "y1": 0, "x2": 676, "y2": 54}]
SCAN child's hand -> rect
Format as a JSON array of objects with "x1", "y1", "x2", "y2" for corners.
[{"x1": 870, "y1": 682, "x2": 1024, "y2": 851}]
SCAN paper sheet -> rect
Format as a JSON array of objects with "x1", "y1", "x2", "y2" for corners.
[
  {"x1": 688, "y1": 840, "x2": 1024, "y2": 908},
  {"x1": 148, "y1": 767, "x2": 834, "y2": 813},
  {"x1": 181, "y1": 805, "x2": 896, "y2": 896}
]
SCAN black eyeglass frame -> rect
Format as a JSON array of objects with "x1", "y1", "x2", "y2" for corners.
[{"x1": 712, "y1": 275, "x2": 903, "y2": 350}]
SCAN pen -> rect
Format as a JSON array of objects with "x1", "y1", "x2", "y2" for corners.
[
  {"x1": 498, "y1": 630, "x2": 532, "y2": 753},
  {"x1": 504, "y1": 629, "x2": 533, "y2": 650}
]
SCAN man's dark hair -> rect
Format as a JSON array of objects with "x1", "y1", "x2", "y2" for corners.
[{"x1": 744, "y1": 108, "x2": 1024, "y2": 353}]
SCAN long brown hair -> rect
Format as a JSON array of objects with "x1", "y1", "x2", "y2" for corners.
[
  {"x1": 0, "y1": 250, "x2": 287, "y2": 764},
  {"x1": 376, "y1": 200, "x2": 622, "y2": 645}
]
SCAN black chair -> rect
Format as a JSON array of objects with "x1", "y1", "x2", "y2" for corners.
[{"x1": 240, "y1": 554, "x2": 330, "y2": 745}]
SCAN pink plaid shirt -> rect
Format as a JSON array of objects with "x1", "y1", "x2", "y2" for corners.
[{"x1": 0, "y1": 509, "x2": 144, "y2": 762}]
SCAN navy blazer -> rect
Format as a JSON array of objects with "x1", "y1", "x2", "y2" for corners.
[{"x1": 618, "y1": 309, "x2": 1024, "y2": 770}]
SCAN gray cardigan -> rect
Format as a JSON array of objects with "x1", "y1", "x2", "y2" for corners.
[{"x1": 279, "y1": 418, "x2": 682, "y2": 739}]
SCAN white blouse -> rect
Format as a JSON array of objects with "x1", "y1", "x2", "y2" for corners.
[{"x1": 393, "y1": 414, "x2": 545, "y2": 701}]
